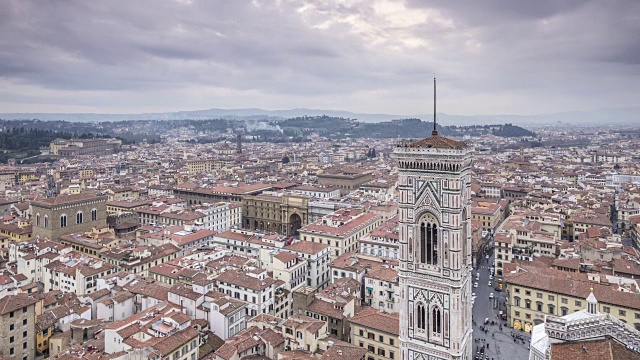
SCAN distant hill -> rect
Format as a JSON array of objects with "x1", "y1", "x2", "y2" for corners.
[{"x1": 0, "y1": 107, "x2": 637, "y2": 125}]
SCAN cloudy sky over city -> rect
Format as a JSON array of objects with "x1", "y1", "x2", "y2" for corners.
[{"x1": 1, "y1": 0, "x2": 639, "y2": 115}]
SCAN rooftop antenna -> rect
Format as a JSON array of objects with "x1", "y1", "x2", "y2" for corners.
[{"x1": 432, "y1": 77, "x2": 438, "y2": 136}]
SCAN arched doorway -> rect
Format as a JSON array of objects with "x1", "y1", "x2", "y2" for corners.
[{"x1": 289, "y1": 213, "x2": 302, "y2": 236}]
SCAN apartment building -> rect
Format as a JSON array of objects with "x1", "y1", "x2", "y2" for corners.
[
  {"x1": 505, "y1": 265, "x2": 640, "y2": 333},
  {"x1": 471, "y1": 199, "x2": 509, "y2": 234},
  {"x1": 570, "y1": 213, "x2": 613, "y2": 240},
  {"x1": 213, "y1": 229, "x2": 290, "y2": 258},
  {"x1": 282, "y1": 240, "x2": 331, "y2": 289},
  {"x1": 195, "y1": 202, "x2": 231, "y2": 232},
  {"x1": 58, "y1": 226, "x2": 118, "y2": 257},
  {"x1": 0, "y1": 219, "x2": 32, "y2": 244},
  {"x1": 96, "y1": 291, "x2": 135, "y2": 321},
  {"x1": 290, "y1": 185, "x2": 341, "y2": 199},
  {"x1": 139, "y1": 225, "x2": 216, "y2": 254},
  {"x1": 269, "y1": 252, "x2": 308, "y2": 292},
  {"x1": 299, "y1": 209, "x2": 382, "y2": 260},
  {"x1": 103, "y1": 303, "x2": 200, "y2": 360},
  {"x1": 203, "y1": 290, "x2": 247, "y2": 340},
  {"x1": 281, "y1": 315, "x2": 327, "y2": 353},
  {"x1": 494, "y1": 213, "x2": 561, "y2": 280},
  {"x1": 100, "y1": 243, "x2": 179, "y2": 276},
  {"x1": 106, "y1": 199, "x2": 151, "y2": 215},
  {"x1": 216, "y1": 267, "x2": 276, "y2": 317},
  {"x1": 359, "y1": 215, "x2": 399, "y2": 260},
  {"x1": 494, "y1": 232, "x2": 512, "y2": 278},
  {"x1": 329, "y1": 252, "x2": 398, "y2": 286},
  {"x1": 14, "y1": 239, "x2": 67, "y2": 283},
  {"x1": 350, "y1": 308, "x2": 399, "y2": 360},
  {"x1": 0, "y1": 294, "x2": 37, "y2": 360},
  {"x1": 292, "y1": 278, "x2": 361, "y2": 340},
  {"x1": 363, "y1": 266, "x2": 400, "y2": 314},
  {"x1": 43, "y1": 253, "x2": 117, "y2": 295},
  {"x1": 213, "y1": 325, "x2": 284, "y2": 360},
  {"x1": 617, "y1": 199, "x2": 640, "y2": 232}
]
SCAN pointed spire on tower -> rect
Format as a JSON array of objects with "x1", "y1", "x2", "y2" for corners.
[{"x1": 432, "y1": 77, "x2": 438, "y2": 136}]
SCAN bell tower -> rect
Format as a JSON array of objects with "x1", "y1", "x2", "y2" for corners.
[{"x1": 394, "y1": 79, "x2": 473, "y2": 359}]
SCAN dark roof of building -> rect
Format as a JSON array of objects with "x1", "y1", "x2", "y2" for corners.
[
  {"x1": 550, "y1": 337, "x2": 639, "y2": 360},
  {"x1": 405, "y1": 135, "x2": 468, "y2": 149},
  {"x1": 32, "y1": 192, "x2": 107, "y2": 207},
  {"x1": 0, "y1": 294, "x2": 37, "y2": 315},
  {"x1": 349, "y1": 307, "x2": 399, "y2": 336}
]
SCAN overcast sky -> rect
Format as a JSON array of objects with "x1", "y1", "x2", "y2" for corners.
[{"x1": 1, "y1": 0, "x2": 639, "y2": 115}]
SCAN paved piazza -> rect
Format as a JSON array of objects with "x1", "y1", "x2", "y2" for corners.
[{"x1": 471, "y1": 253, "x2": 531, "y2": 360}]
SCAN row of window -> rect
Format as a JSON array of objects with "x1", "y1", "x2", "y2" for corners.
[
  {"x1": 359, "y1": 342, "x2": 395, "y2": 359},
  {"x1": 35, "y1": 209, "x2": 98, "y2": 228},
  {"x1": 513, "y1": 288, "x2": 639, "y2": 318},
  {"x1": 358, "y1": 329, "x2": 395, "y2": 346}
]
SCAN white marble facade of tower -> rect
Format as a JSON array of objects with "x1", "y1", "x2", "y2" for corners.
[{"x1": 394, "y1": 131, "x2": 474, "y2": 360}]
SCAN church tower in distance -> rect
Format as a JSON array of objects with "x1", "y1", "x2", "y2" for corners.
[{"x1": 394, "y1": 79, "x2": 473, "y2": 359}]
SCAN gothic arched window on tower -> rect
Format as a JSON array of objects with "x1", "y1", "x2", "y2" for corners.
[
  {"x1": 419, "y1": 215, "x2": 438, "y2": 265},
  {"x1": 417, "y1": 303, "x2": 426, "y2": 331},
  {"x1": 432, "y1": 306, "x2": 442, "y2": 335}
]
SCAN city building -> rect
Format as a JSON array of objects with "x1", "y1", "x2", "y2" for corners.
[
  {"x1": 31, "y1": 192, "x2": 108, "y2": 240},
  {"x1": 299, "y1": 209, "x2": 382, "y2": 260},
  {"x1": 103, "y1": 303, "x2": 200, "y2": 360},
  {"x1": 290, "y1": 185, "x2": 341, "y2": 199},
  {"x1": 282, "y1": 240, "x2": 331, "y2": 289},
  {"x1": 242, "y1": 191, "x2": 310, "y2": 236},
  {"x1": 292, "y1": 277, "x2": 361, "y2": 341},
  {"x1": 359, "y1": 215, "x2": 399, "y2": 259},
  {"x1": 215, "y1": 267, "x2": 277, "y2": 317},
  {"x1": 349, "y1": 307, "x2": 399, "y2": 360},
  {"x1": 0, "y1": 294, "x2": 37, "y2": 360},
  {"x1": 363, "y1": 265, "x2": 400, "y2": 313},
  {"x1": 529, "y1": 289, "x2": 640, "y2": 359},
  {"x1": 43, "y1": 252, "x2": 117, "y2": 295},
  {"x1": 50, "y1": 138, "x2": 122, "y2": 157},
  {"x1": 316, "y1": 168, "x2": 373, "y2": 196},
  {"x1": 505, "y1": 264, "x2": 640, "y2": 333},
  {"x1": 470, "y1": 199, "x2": 509, "y2": 234}
]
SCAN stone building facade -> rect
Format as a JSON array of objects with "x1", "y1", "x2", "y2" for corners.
[
  {"x1": 31, "y1": 192, "x2": 108, "y2": 240},
  {"x1": 316, "y1": 168, "x2": 373, "y2": 196},
  {"x1": 242, "y1": 192, "x2": 310, "y2": 236},
  {"x1": 0, "y1": 294, "x2": 37, "y2": 360}
]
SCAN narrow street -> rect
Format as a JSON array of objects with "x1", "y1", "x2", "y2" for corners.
[{"x1": 471, "y1": 246, "x2": 530, "y2": 360}]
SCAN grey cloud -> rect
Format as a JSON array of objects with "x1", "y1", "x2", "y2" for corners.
[{"x1": 0, "y1": 0, "x2": 638, "y2": 115}]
